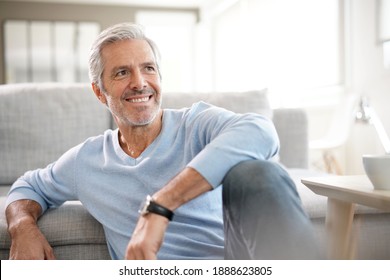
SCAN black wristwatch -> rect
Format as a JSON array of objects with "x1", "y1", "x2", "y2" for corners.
[{"x1": 138, "y1": 195, "x2": 174, "y2": 221}]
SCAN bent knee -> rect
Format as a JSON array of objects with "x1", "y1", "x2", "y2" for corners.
[
  {"x1": 225, "y1": 160, "x2": 285, "y2": 181},
  {"x1": 223, "y1": 159, "x2": 293, "y2": 194}
]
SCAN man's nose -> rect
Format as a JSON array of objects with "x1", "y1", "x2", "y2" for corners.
[{"x1": 129, "y1": 70, "x2": 146, "y2": 90}]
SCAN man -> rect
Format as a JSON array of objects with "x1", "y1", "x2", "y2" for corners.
[{"x1": 6, "y1": 23, "x2": 318, "y2": 260}]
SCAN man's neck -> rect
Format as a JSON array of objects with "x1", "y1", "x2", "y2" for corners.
[{"x1": 117, "y1": 110, "x2": 163, "y2": 158}]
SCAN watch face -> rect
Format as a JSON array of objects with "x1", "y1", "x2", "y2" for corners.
[{"x1": 138, "y1": 195, "x2": 152, "y2": 215}]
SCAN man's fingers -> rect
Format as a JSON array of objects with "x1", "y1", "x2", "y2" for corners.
[
  {"x1": 45, "y1": 247, "x2": 56, "y2": 260},
  {"x1": 126, "y1": 240, "x2": 156, "y2": 260}
]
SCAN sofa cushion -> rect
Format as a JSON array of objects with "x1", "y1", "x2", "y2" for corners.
[
  {"x1": 0, "y1": 197, "x2": 110, "y2": 260},
  {"x1": 162, "y1": 89, "x2": 272, "y2": 119},
  {"x1": 273, "y1": 108, "x2": 308, "y2": 168},
  {"x1": 0, "y1": 83, "x2": 111, "y2": 185}
]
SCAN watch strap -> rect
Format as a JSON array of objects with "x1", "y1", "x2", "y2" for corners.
[
  {"x1": 148, "y1": 200, "x2": 174, "y2": 221},
  {"x1": 140, "y1": 195, "x2": 174, "y2": 221}
]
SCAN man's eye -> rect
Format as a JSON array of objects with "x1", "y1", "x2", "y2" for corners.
[
  {"x1": 115, "y1": 70, "x2": 129, "y2": 77},
  {"x1": 145, "y1": 66, "x2": 156, "y2": 72}
]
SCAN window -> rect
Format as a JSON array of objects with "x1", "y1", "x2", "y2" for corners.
[
  {"x1": 4, "y1": 20, "x2": 100, "y2": 83},
  {"x1": 136, "y1": 11, "x2": 197, "y2": 92},
  {"x1": 210, "y1": 0, "x2": 342, "y2": 106}
]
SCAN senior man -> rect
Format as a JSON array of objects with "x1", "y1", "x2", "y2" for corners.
[{"x1": 6, "y1": 23, "x2": 318, "y2": 260}]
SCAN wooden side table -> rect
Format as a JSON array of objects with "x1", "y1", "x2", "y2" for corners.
[{"x1": 301, "y1": 175, "x2": 390, "y2": 259}]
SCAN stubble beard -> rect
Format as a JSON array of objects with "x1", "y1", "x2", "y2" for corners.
[{"x1": 109, "y1": 94, "x2": 162, "y2": 127}]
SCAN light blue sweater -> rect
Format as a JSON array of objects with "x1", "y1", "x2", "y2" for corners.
[{"x1": 6, "y1": 102, "x2": 279, "y2": 259}]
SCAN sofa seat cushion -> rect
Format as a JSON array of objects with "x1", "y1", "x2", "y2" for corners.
[{"x1": 0, "y1": 197, "x2": 110, "y2": 259}]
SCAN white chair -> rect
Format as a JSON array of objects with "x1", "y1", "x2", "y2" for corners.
[{"x1": 309, "y1": 94, "x2": 359, "y2": 174}]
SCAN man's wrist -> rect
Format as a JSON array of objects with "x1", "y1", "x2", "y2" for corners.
[
  {"x1": 6, "y1": 200, "x2": 41, "y2": 237},
  {"x1": 139, "y1": 195, "x2": 174, "y2": 221}
]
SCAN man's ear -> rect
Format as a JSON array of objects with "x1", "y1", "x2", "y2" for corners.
[{"x1": 92, "y1": 83, "x2": 107, "y2": 105}]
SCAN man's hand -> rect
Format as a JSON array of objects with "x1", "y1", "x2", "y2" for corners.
[
  {"x1": 9, "y1": 222, "x2": 56, "y2": 260},
  {"x1": 6, "y1": 199, "x2": 56, "y2": 260},
  {"x1": 125, "y1": 167, "x2": 212, "y2": 260},
  {"x1": 125, "y1": 214, "x2": 169, "y2": 260}
]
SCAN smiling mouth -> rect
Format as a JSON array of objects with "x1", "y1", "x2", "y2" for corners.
[{"x1": 125, "y1": 95, "x2": 152, "y2": 103}]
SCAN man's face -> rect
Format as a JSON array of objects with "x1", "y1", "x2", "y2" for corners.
[{"x1": 96, "y1": 39, "x2": 162, "y2": 127}]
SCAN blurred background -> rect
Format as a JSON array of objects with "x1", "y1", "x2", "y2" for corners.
[{"x1": 0, "y1": 0, "x2": 389, "y2": 175}]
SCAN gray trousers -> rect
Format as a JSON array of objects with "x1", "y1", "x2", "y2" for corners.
[{"x1": 222, "y1": 160, "x2": 319, "y2": 259}]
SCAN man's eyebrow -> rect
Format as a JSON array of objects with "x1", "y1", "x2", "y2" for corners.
[
  {"x1": 111, "y1": 61, "x2": 156, "y2": 72},
  {"x1": 141, "y1": 61, "x2": 157, "y2": 67},
  {"x1": 111, "y1": 65, "x2": 129, "y2": 73}
]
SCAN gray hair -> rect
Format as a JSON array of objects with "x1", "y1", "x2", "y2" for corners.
[{"x1": 88, "y1": 22, "x2": 161, "y2": 89}]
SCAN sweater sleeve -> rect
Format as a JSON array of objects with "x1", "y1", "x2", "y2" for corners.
[
  {"x1": 186, "y1": 102, "x2": 279, "y2": 188},
  {"x1": 5, "y1": 144, "x2": 80, "y2": 213}
]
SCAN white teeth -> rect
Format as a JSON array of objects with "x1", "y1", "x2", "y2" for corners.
[{"x1": 128, "y1": 97, "x2": 149, "y2": 103}]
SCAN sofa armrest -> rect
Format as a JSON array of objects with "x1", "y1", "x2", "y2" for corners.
[{"x1": 272, "y1": 108, "x2": 309, "y2": 169}]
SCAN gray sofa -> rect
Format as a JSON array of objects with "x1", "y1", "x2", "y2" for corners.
[{"x1": 1, "y1": 83, "x2": 389, "y2": 259}]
